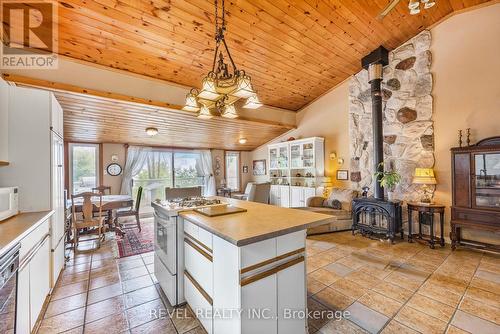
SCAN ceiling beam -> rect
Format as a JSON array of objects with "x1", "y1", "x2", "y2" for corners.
[{"x1": 1, "y1": 73, "x2": 296, "y2": 130}]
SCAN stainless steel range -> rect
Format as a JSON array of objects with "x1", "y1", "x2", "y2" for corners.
[{"x1": 152, "y1": 197, "x2": 226, "y2": 307}]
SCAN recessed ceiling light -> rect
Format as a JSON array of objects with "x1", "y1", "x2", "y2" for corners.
[
  {"x1": 145, "y1": 127, "x2": 159, "y2": 136},
  {"x1": 239, "y1": 138, "x2": 247, "y2": 144}
]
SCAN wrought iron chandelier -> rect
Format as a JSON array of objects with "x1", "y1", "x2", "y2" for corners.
[{"x1": 182, "y1": 0, "x2": 262, "y2": 119}]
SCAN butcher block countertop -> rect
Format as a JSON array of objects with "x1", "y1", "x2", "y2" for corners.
[
  {"x1": 0, "y1": 211, "x2": 54, "y2": 257},
  {"x1": 179, "y1": 197, "x2": 331, "y2": 246}
]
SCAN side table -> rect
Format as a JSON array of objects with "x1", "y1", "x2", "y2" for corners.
[{"x1": 407, "y1": 202, "x2": 445, "y2": 249}]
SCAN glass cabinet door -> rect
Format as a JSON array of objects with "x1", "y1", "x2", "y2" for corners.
[
  {"x1": 278, "y1": 146, "x2": 289, "y2": 168},
  {"x1": 269, "y1": 148, "x2": 278, "y2": 169},
  {"x1": 474, "y1": 153, "x2": 500, "y2": 208},
  {"x1": 302, "y1": 142, "x2": 314, "y2": 168},
  {"x1": 290, "y1": 144, "x2": 302, "y2": 168}
]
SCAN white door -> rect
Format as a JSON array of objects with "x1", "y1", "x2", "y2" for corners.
[
  {"x1": 241, "y1": 274, "x2": 278, "y2": 334},
  {"x1": 290, "y1": 187, "x2": 303, "y2": 208},
  {"x1": 16, "y1": 264, "x2": 30, "y2": 334},
  {"x1": 290, "y1": 144, "x2": 302, "y2": 169},
  {"x1": 51, "y1": 134, "x2": 65, "y2": 244},
  {"x1": 277, "y1": 261, "x2": 306, "y2": 334},
  {"x1": 279, "y1": 186, "x2": 290, "y2": 208},
  {"x1": 29, "y1": 236, "x2": 51, "y2": 330}
]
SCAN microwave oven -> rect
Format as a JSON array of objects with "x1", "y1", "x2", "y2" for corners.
[{"x1": 0, "y1": 187, "x2": 19, "y2": 221}]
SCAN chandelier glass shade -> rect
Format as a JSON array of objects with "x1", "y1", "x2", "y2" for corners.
[
  {"x1": 182, "y1": 88, "x2": 200, "y2": 112},
  {"x1": 183, "y1": 0, "x2": 262, "y2": 119},
  {"x1": 242, "y1": 94, "x2": 263, "y2": 109},
  {"x1": 197, "y1": 105, "x2": 213, "y2": 120}
]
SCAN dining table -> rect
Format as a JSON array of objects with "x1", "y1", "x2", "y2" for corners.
[
  {"x1": 67, "y1": 195, "x2": 134, "y2": 234},
  {"x1": 67, "y1": 194, "x2": 134, "y2": 212}
]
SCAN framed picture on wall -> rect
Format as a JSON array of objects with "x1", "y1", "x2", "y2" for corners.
[
  {"x1": 253, "y1": 160, "x2": 266, "y2": 176},
  {"x1": 336, "y1": 170, "x2": 349, "y2": 180},
  {"x1": 242, "y1": 166, "x2": 249, "y2": 173}
]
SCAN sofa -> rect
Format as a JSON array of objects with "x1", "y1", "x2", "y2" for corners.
[{"x1": 301, "y1": 188, "x2": 358, "y2": 235}]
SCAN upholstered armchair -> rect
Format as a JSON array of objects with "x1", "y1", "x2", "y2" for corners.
[{"x1": 301, "y1": 188, "x2": 358, "y2": 235}]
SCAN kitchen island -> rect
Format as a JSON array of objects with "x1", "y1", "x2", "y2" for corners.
[{"x1": 154, "y1": 197, "x2": 330, "y2": 334}]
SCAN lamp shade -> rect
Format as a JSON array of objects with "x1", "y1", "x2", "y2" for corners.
[
  {"x1": 412, "y1": 168, "x2": 437, "y2": 185},
  {"x1": 182, "y1": 90, "x2": 200, "y2": 112},
  {"x1": 232, "y1": 74, "x2": 254, "y2": 98},
  {"x1": 197, "y1": 105, "x2": 213, "y2": 119},
  {"x1": 221, "y1": 104, "x2": 238, "y2": 119},
  {"x1": 197, "y1": 75, "x2": 220, "y2": 101},
  {"x1": 242, "y1": 94, "x2": 263, "y2": 109}
]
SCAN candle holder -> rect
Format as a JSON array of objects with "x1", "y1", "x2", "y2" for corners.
[
  {"x1": 458, "y1": 130, "x2": 463, "y2": 147},
  {"x1": 466, "y1": 128, "x2": 471, "y2": 146}
]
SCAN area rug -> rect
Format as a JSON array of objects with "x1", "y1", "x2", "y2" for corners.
[{"x1": 115, "y1": 219, "x2": 154, "y2": 258}]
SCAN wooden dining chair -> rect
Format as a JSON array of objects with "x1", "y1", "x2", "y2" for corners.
[
  {"x1": 92, "y1": 185, "x2": 112, "y2": 195},
  {"x1": 115, "y1": 186, "x2": 143, "y2": 232},
  {"x1": 71, "y1": 192, "x2": 106, "y2": 253}
]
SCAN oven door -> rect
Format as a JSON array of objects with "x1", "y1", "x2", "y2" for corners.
[{"x1": 154, "y1": 212, "x2": 177, "y2": 276}]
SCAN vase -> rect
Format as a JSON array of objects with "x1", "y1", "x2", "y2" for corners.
[{"x1": 387, "y1": 192, "x2": 395, "y2": 201}]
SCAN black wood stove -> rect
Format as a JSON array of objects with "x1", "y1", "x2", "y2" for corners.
[{"x1": 351, "y1": 46, "x2": 403, "y2": 243}]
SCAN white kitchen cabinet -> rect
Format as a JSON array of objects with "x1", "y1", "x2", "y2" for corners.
[
  {"x1": 29, "y1": 236, "x2": 51, "y2": 327},
  {"x1": 290, "y1": 186, "x2": 316, "y2": 208},
  {"x1": 277, "y1": 261, "x2": 306, "y2": 334},
  {"x1": 210, "y1": 227, "x2": 307, "y2": 334},
  {"x1": 16, "y1": 265, "x2": 30, "y2": 334},
  {"x1": 279, "y1": 185, "x2": 290, "y2": 208},
  {"x1": 17, "y1": 218, "x2": 52, "y2": 334},
  {"x1": 50, "y1": 93, "x2": 64, "y2": 138},
  {"x1": 0, "y1": 85, "x2": 65, "y2": 287},
  {"x1": 0, "y1": 77, "x2": 9, "y2": 163}
]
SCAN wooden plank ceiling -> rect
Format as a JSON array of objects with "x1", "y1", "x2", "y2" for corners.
[
  {"x1": 53, "y1": 90, "x2": 292, "y2": 150},
  {"x1": 49, "y1": 0, "x2": 491, "y2": 111}
]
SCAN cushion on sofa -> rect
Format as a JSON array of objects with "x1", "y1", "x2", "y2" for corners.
[{"x1": 326, "y1": 188, "x2": 358, "y2": 211}]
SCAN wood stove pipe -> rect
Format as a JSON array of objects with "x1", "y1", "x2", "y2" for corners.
[
  {"x1": 369, "y1": 63, "x2": 384, "y2": 200},
  {"x1": 362, "y1": 46, "x2": 389, "y2": 200}
]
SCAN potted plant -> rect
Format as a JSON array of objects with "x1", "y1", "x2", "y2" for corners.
[{"x1": 374, "y1": 163, "x2": 402, "y2": 201}]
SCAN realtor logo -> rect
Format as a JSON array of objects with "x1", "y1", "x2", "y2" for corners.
[{"x1": 1, "y1": 0, "x2": 58, "y2": 69}]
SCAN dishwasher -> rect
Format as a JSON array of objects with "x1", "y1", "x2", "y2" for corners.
[{"x1": 0, "y1": 244, "x2": 21, "y2": 334}]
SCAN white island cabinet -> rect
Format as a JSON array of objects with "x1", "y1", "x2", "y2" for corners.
[{"x1": 175, "y1": 198, "x2": 330, "y2": 334}]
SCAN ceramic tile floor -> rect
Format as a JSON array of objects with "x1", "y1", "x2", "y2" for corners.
[
  {"x1": 37, "y1": 230, "x2": 205, "y2": 334},
  {"x1": 37, "y1": 230, "x2": 500, "y2": 334},
  {"x1": 306, "y1": 232, "x2": 500, "y2": 334}
]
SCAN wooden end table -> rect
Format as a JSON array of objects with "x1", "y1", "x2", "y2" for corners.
[{"x1": 407, "y1": 202, "x2": 445, "y2": 249}]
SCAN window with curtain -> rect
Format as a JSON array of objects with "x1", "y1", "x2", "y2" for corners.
[
  {"x1": 123, "y1": 147, "x2": 215, "y2": 214},
  {"x1": 225, "y1": 151, "x2": 240, "y2": 191}
]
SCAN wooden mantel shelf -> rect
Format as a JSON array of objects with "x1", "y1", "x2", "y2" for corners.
[{"x1": 0, "y1": 161, "x2": 9, "y2": 166}]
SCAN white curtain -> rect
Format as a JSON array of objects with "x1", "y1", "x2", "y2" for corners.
[
  {"x1": 195, "y1": 150, "x2": 216, "y2": 196},
  {"x1": 120, "y1": 146, "x2": 151, "y2": 195}
]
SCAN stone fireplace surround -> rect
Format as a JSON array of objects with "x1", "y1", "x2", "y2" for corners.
[{"x1": 349, "y1": 30, "x2": 434, "y2": 202}]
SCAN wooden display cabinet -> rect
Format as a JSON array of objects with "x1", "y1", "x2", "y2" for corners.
[{"x1": 450, "y1": 136, "x2": 500, "y2": 252}]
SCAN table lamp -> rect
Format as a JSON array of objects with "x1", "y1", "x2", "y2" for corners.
[{"x1": 412, "y1": 168, "x2": 437, "y2": 203}]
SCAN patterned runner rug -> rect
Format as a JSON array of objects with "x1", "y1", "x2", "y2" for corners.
[{"x1": 115, "y1": 219, "x2": 154, "y2": 258}]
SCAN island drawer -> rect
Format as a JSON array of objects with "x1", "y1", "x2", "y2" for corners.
[
  {"x1": 184, "y1": 219, "x2": 199, "y2": 237},
  {"x1": 184, "y1": 219, "x2": 213, "y2": 250},
  {"x1": 184, "y1": 238, "x2": 213, "y2": 297},
  {"x1": 184, "y1": 270, "x2": 213, "y2": 334}
]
